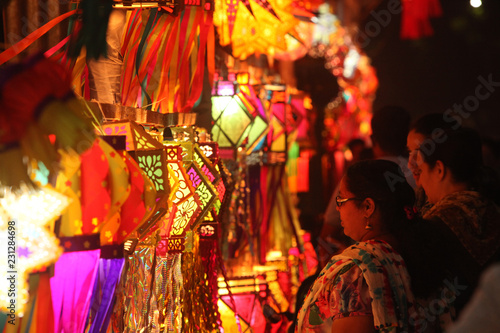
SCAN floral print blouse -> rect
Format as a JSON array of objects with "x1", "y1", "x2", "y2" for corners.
[{"x1": 296, "y1": 240, "x2": 422, "y2": 333}]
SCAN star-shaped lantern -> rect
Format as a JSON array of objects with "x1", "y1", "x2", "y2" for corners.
[{"x1": 0, "y1": 186, "x2": 69, "y2": 316}]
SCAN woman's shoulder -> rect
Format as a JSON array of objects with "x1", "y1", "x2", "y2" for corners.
[{"x1": 423, "y1": 190, "x2": 492, "y2": 224}]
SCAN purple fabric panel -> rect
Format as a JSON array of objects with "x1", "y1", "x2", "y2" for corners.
[{"x1": 50, "y1": 249, "x2": 101, "y2": 333}]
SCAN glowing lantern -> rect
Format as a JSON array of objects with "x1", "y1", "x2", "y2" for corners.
[
  {"x1": 262, "y1": 84, "x2": 288, "y2": 163},
  {"x1": 187, "y1": 144, "x2": 220, "y2": 221},
  {"x1": 102, "y1": 120, "x2": 170, "y2": 238},
  {"x1": 163, "y1": 145, "x2": 201, "y2": 253},
  {"x1": 0, "y1": 186, "x2": 69, "y2": 316},
  {"x1": 198, "y1": 142, "x2": 225, "y2": 215},
  {"x1": 213, "y1": 0, "x2": 306, "y2": 60},
  {"x1": 212, "y1": 73, "x2": 268, "y2": 159}
]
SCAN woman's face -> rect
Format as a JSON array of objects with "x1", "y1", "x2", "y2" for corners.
[
  {"x1": 415, "y1": 150, "x2": 441, "y2": 204},
  {"x1": 336, "y1": 178, "x2": 367, "y2": 241},
  {"x1": 407, "y1": 130, "x2": 426, "y2": 187}
]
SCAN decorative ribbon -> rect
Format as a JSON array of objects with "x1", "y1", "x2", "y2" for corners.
[
  {"x1": 44, "y1": 35, "x2": 71, "y2": 58},
  {"x1": 135, "y1": 9, "x2": 159, "y2": 110},
  {"x1": 0, "y1": 9, "x2": 77, "y2": 66}
]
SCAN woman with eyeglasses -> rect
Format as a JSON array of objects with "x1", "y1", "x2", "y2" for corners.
[{"x1": 296, "y1": 159, "x2": 447, "y2": 333}]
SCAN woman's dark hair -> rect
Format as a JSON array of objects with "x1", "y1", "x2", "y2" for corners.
[
  {"x1": 345, "y1": 159, "x2": 415, "y2": 232},
  {"x1": 422, "y1": 127, "x2": 483, "y2": 183},
  {"x1": 345, "y1": 159, "x2": 448, "y2": 298},
  {"x1": 410, "y1": 112, "x2": 455, "y2": 137},
  {"x1": 419, "y1": 126, "x2": 500, "y2": 203}
]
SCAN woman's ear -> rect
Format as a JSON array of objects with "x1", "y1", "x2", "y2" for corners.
[
  {"x1": 435, "y1": 160, "x2": 446, "y2": 181},
  {"x1": 363, "y1": 198, "x2": 376, "y2": 218}
]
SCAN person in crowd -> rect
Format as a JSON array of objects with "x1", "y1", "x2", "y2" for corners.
[
  {"x1": 320, "y1": 138, "x2": 371, "y2": 264},
  {"x1": 296, "y1": 160, "x2": 438, "y2": 333},
  {"x1": 320, "y1": 105, "x2": 413, "y2": 267},
  {"x1": 410, "y1": 122, "x2": 500, "y2": 314},
  {"x1": 406, "y1": 113, "x2": 456, "y2": 212},
  {"x1": 370, "y1": 105, "x2": 416, "y2": 189}
]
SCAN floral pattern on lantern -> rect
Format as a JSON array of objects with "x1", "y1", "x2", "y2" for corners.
[
  {"x1": 185, "y1": 153, "x2": 218, "y2": 225},
  {"x1": 163, "y1": 145, "x2": 201, "y2": 253},
  {"x1": 137, "y1": 152, "x2": 166, "y2": 192}
]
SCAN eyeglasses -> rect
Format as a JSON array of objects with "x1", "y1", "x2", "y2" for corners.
[{"x1": 335, "y1": 196, "x2": 362, "y2": 207}]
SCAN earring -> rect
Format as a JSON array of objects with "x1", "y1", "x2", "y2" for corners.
[{"x1": 365, "y1": 219, "x2": 372, "y2": 230}]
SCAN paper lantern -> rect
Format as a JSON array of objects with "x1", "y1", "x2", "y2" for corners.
[
  {"x1": 0, "y1": 186, "x2": 68, "y2": 316},
  {"x1": 102, "y1": 120, "x2": 170, "y2": 239},
  {"x1": 198, "y1": 142, "x2": 226, "y2": 216},
  {"x1": 212, "y1": 73, "x2": 268, "y2": 159},
  {"x1": 238, "y1": 76, "x2": 269, "y2": 155},
  {"x1": 170, "y1": 140, "x2": 219, "y2": 227},
  {"x1": 217, "y1": 272, "x2": 287, "y2": 332},
  {"x1": 163, "y1": 145, "x2": 201, "y2": 253},
  {"x1": 186, "y1": 144, "x2": 220, "y2": 222},
  {"x1": 213, "y1": 0, "x2": 306, "y2": 60},
  {"x1": 102, "y1": 120, "x2": 164, "y2": 153},
  {"x1": 261, "y1": 84, "x2": 288, "y2": 164}
]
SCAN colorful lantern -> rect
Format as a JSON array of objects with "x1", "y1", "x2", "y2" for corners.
[
  {"x1": 262, "y1": 84, "x2": 288, "y2": 163},
  {"x1": 163, "y1": 145, "x2": 201, "y2": 253},
  {"x1": 0, "y1": 186, "x2": 69, "y2": 316},
  {"x1": 214, "y1": 0, "x2": 308, "y2": 60},
  {"x1": 212, "y1": 73, "x2": 268, "y2": 159},
  {"x1": 102, "y1": 120, "x2": 170, "y2": 238}
]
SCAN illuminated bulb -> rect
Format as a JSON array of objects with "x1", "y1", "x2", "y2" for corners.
[{"x1": 470, "y1": 0, "x2": 481, "y2": 8}]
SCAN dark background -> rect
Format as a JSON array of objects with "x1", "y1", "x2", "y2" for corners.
[{"x1": 363, "y1": 0, "x2": 500, "y2": 139}]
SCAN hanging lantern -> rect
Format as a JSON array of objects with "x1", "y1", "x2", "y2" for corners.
[
  {"x1": 162, "y1": 145, "x2": 201, "y2": 253},
  {"x1": 261, "y1": 84, "x2": 288, "y2": 164},
  {"x1": 237, "y1": 73, "x2": 269, "y2": 155},
  {"x1": 198, "y1": 142, "x2": 225, "y2": 216},
  {"x1": 102, "y1": 120, "x2": 169, "y2": 195},
  {"x1": 213, "y1": 0, "x2": 307, "y2": 60},
  {"x1": 212, "y1": 72, "x2": 268, "y2": 159},
  {"x1": 101, "y1": 120, "x2": 170, "y2": 238},
  {"x1": 0, "y1": 186, "x2": 69, "y2": 316}
]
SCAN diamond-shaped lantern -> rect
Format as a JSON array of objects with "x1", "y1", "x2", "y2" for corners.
[
  {"x1": 102, "y1": 120, "x2": 170, "y2": 239},
  {"x1": 187, "y1": 144, "x2": 220, "y2": 221},
  {"x1": 211, "y1": 73, "x2": 268, "y2": 159},
  {"x1": 162, "y1": 145, "x2": 201, "y2": 253},
  {"x1": 170, "y1": 140, "x2": 219, "y2": 227},
  {"x1": 102, "y1": 120, "x2": 169, "y2": 196},
  {"x1": 198, "y1": 142, "x2": 225, "y2": 216}
]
